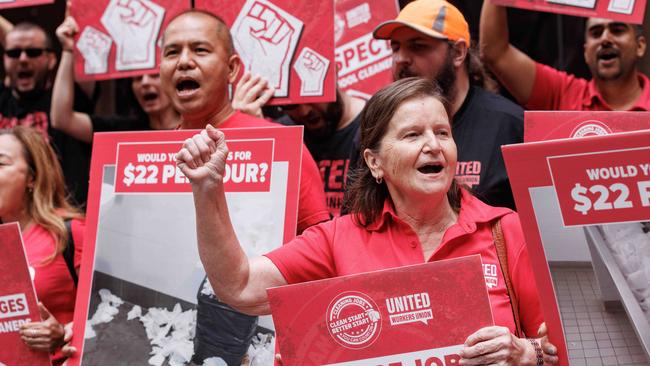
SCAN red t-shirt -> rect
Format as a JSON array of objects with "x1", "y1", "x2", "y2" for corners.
[
  {"x1": 23, "y1": 219, "x2": 84, "y2": 365},
  {"x1": 265, "y1": 189, "x2": 543, "y2": 336},
  {"x1": 216, "y1": 111, "x2": 330, "y2": 233},
  {"x1": 527, "y1": 62, "x2": 650, "y2": 111}
]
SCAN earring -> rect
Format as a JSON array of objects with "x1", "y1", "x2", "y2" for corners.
[{"x1": 375, "y1": 176, "x2": 383, "y2": 184}]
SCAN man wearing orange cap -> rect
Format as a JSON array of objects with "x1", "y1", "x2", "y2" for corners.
[{"x1": 372, "y1": 0, "x2": 523, "y2": 211}]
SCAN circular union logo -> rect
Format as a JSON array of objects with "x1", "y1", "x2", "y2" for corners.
[
  {"x1": 326, "y1": 291, "x2": 381, "y2": 349},
  {"x1": 570, "y1": 120, "x2": 612, "y2": 138}
]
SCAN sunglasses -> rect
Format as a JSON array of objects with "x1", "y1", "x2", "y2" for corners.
[{"x1": 4, "y1": 48, "x2": 51, "y2": 59}]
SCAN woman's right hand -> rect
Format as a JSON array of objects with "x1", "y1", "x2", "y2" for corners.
[{"x1": 176, "y1": 125, "x2": 229, "y2": 188}]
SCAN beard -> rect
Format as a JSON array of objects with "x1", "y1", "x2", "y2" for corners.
[
  {"x1": 394, "y1": 49, "x2": 457, "y2": 100},
  {"x1": 436, "y1": 50, "x2": 457, "y2": 101}
]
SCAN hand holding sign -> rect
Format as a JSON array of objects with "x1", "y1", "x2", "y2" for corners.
[
  {"x1": 232, "y1": 0, "x2": 303, "y2": 97},
  {"x1": 293, "y1": 47, "x2": 329, "y2": 96},
  {"x1": 19, "y1": 303, "x2": 65, "y2": 353},
  {"x1": 100, "y1": 0, "x2": 165, "y2": 71},
  {"x1": 176, "y1": 125, "x2": 229, "y2": 187},
  {"x1": 460, "y1": 326, "x2": 545, "y2": 366}
]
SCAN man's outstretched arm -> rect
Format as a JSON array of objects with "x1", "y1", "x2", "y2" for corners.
[{"x1": 479, "y1": 1, "x2": 537, "y2": 105}]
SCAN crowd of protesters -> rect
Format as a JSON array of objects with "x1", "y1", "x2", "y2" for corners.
[{"x1": 0, "y1": 0, "x2": 647, "y2": 364}]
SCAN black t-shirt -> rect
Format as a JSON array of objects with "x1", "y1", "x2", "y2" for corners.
[
  {"x1": 305, "y1": 116, "x2": 360, "y2": 217},
  {"x1": 277, "y1": 114, "x2": 361, "y2": 217},
  {"x1": 452, "y1": 86, "x2": 523, "y2": 210},
  {"x1": 91, "y1": 114, "x2": 151, "y2": 133},
  {"x1": 0, "y1": 85, "x2": 95, "y2": 206},
  {"x1": 345, "y1": 86, "x2": 522, "y2": 211}
]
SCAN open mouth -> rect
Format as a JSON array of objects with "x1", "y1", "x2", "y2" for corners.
[
  {"x1": 176, "y1": 79, "x2": 200, "y2": 95},
  {"x1": 417, "y1": 163, "x2": 443, "y2": 174},
  {"x1": 17, "y1": 70, "x2": 34, "y2": 80},
  {"x1": 142, "y1": 92, "x2": 158, "y2": 102},
  {"x1": 597, "y1": 49, "x2": 619, "y2": 61}
]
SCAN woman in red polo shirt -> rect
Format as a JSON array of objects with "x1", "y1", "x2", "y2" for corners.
[
  {"x1": 0, "y1": 126, "x2": 84, "y2": 365},
  {"x1": 177, "y1": 78, "x2": 558, "y2": 366}
]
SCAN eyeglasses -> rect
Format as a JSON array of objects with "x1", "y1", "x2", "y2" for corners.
[{"x1": 4, "y1": 48, "x2": 51, "y2": 59}]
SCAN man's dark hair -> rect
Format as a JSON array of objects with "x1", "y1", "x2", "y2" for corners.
[
  {"x1": 9, "y1": 22, "x2": 54, "y2": 49},
  {"x1": 164, "y1": 10, "x2": 235, "y2": 56},
  {"x1": 449, "y1": 40, "x2": 498, "y2": 93}
]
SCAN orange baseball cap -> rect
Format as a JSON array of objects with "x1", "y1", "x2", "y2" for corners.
[{"x1": 373, "y1": 0, "x2": 470, "y2": 44}]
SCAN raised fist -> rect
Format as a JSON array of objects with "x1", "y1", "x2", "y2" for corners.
[
  {"x1": 56, "y1": 16, "x2": 79, "y2": 52},
  {"x1": 232, "y1": 0, "x2": 303, "y2": 97},
  {"x1": 293, "y1": 47, "x2": 329, "y2": 96},
  {"x1": 176, "y1": 125, "x2": 229, "y2": 187},
  {"x1": 77, "y1": 26, "x2": 112, "y2": 74},
  {"x1": 100, "y1": 0, "x2": 165, "y2": 71}
]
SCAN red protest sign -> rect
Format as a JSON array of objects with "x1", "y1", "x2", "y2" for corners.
[
  {"x1": 492, "y1": 0, "x2": 646, "y2": 24},
  {"x1": 268, "y1": 256, "x2": 493, "y2": 365},
  {"x1": 195, "y1": 0, "x2": 336, "y2": 105},
  {"x1": 70, "y1": 0, "x2": 191, "y2": 81},
  {"x1": 66, "y1": 126, "x2": 304, "y2": 366},
  {"x1": 114, "y1": 139, "x2": 274, "y2": 193},
  {"x1": 502, "y1": 130, "x2": 650, "y2": 366},
  {"x1": 548, "y1": 148, "x2": 650, "y2": 226},
  {"x1": 0, "y1": 223, "x2": 50, "y2": 366},
  {"x1": 0, "y1": 0, "x2": 53, "y2": 9},
  {"x1": 525, "y1": 111, "x2": 650, "y2": 142},
  {"x1": 335, "y1": 0, "x2": 399, "y2": 99}
]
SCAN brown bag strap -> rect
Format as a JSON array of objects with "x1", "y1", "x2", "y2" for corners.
[{"x1": 492, "y1": 218, "x2": 522, "y2": 338}]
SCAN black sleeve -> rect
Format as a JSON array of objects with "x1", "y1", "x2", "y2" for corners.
[
  {"x1": 91, "y1": 115, "x2": 149, "y2": 133},
  {"x1": 73, "y1": 83, "x2": 97, "y2": 114}
]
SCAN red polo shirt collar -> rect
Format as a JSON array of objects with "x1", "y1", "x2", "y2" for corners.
[
  {"x1": 583, "y1": 72, "x2": 650, "y2": 111},
  {"x1": 366, "y1": 188, "x2": 512, "y2": 233}
]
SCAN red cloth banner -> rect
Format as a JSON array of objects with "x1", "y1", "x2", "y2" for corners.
[
  {"x1": 71, "y1": 0, "x2": 191, "y2": 81},
  {"x1": 195, "y1": 0, "x2": 336, "y2": 105}
]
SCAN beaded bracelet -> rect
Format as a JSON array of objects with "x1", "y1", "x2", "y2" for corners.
[{"x1": 527, "y1": 338, "x2": 544, "y2": 366}]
